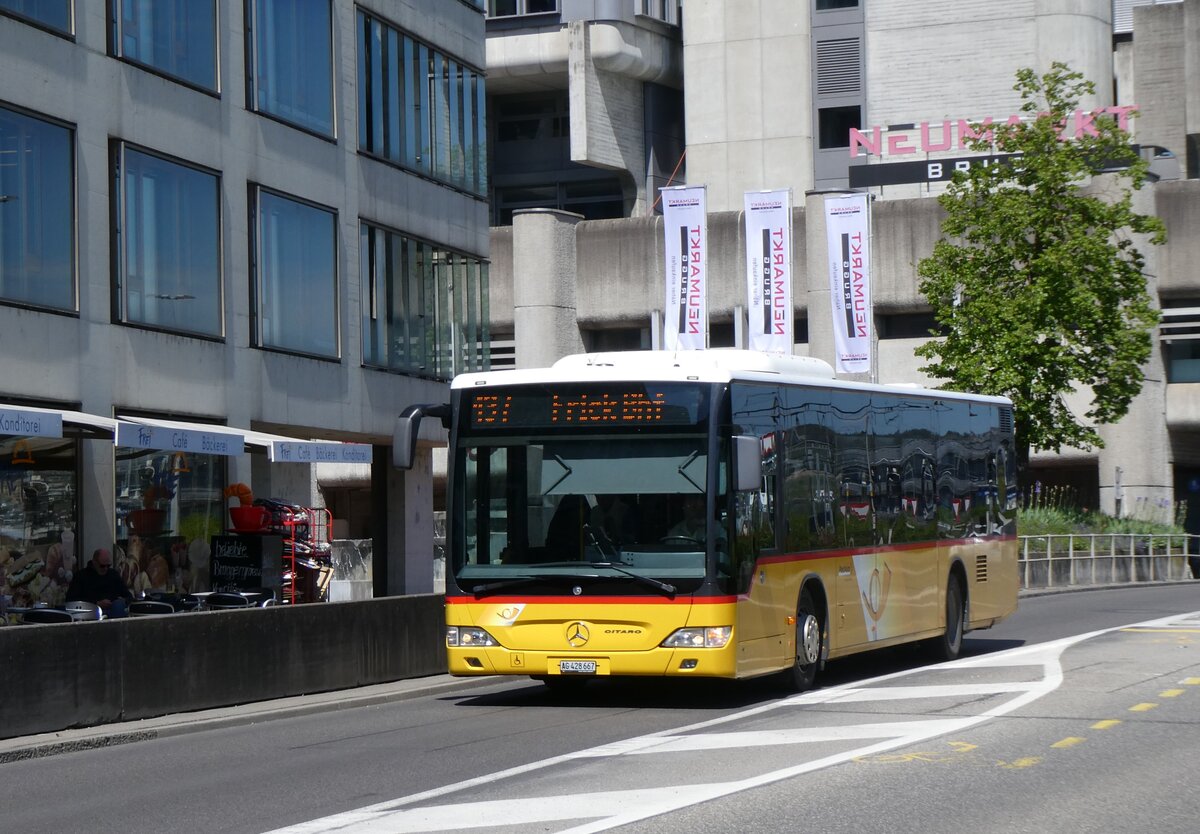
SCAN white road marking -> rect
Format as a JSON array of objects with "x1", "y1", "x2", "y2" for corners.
[{"x1": 268, "y1": 611, "x2": 1200, "y2": 834}]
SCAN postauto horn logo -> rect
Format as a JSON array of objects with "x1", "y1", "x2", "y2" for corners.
[{"x1": 565, "y1": 621, "x2": 590, "y2": 647}]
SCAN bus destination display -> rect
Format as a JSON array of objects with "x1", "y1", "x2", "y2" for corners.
[{"x1": 468, "y1": 386, "x2": 704, "y2": 428}]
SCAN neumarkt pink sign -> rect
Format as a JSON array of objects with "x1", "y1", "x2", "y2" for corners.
[{"x1": 849, "y1": 106, "x2": 1137, "y2": 159}]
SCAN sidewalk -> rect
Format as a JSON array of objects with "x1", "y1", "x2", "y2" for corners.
[{"x1": 0, "y1": 673, "x2": 501, "y2": 764}]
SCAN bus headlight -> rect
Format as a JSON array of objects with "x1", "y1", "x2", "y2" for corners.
[
  {"x1": 447, "y1": 626, "x2": 498, "y2": 647},
  {"x1": 661, "y1": 627, "x2": 732, "y2": 649}
]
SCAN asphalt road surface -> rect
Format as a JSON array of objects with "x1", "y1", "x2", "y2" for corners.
[{"x1": 4, "y1": 583, "x2": 1200, "y2": 834}]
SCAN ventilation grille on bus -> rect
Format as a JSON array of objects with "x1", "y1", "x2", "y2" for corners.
[
  {"x1": 999, "y1": 407, "x2": 1014, "y2": 434},
  {"x1": 975, "y1": 554, "x2": 989, "y2": 583}
]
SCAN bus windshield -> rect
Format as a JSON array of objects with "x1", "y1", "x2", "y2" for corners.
[{"x1": 452, "y1": 433, "x2": 722, "y2": 586}]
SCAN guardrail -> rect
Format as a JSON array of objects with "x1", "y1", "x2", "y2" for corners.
[{"x1": 1019, "y1": 534, "x2": 1199, "y2": 589}]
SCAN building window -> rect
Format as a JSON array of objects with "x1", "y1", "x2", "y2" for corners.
[
  {"x1": 109, "y1": 0, "x2": 217, "y2": 91},
  {"x1": 113, "y1": 143, "x2": 221, "y2": 337},
  {"x1": 818, "y1": 105, "x2": 861, "y2": 149},
  {"x1": 360, "y1": 222, "x2": 489, "y2": 380},
  {"x1": 816, "y1": 0, "x2": 858, "y2": 10},
  {"x1": 635, "y1": 0, "x2": 679, "y2": 25},
  {"x1": 0, "y1": 0, "x2": 71, "y2": 34},
  {"x1": 487, "y1": 0, "x2": 558, "y2": 17},
  {"x1": 357, "y1": 11, "x2": 487, "y2": 196},
  {"x1": 248, "y1": 0, "x2": 333, "y2": 137},
  {"x1": 252, "y1": 188, "x2": 338, "y2": 359},
  {"x1": 0, "y1": 106, "x2": 74, "y2": 311}
]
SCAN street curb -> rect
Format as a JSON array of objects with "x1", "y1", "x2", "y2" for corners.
[{"x1": 0, "y1": 673, "x2": 503, "y2": 763}]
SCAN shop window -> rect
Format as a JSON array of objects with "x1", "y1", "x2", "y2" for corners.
[
  {"x1": 0, "y1": 0, "x2": 71, "y2": 34},
  {"x1": 251, "y1": 187, "x2": 339, "y2": 359},
  {"x1": 0, "y1": 105, "x2": 75, "y2": 312},
  {"x1": 109, "y1": 0, "x2": 217, "y2": 91},
  {"x1": 247, "y1": 0, "x2": 334, "y2": 136},
  {"x1": 360, "y1": 222, "x2": 489, "y2": 379},
  {"x1": 112, "y1": 143, "x2": 222, "y2": 337},
  {"x1": 0, "y1": 434, "x2": 79, "y2": 609},
  {"x1": 113, "y1": 444, "x2": 227, "y2": 596},
  {"x1": 357, "y1": 10, "x2": 486, "y2": 195}
]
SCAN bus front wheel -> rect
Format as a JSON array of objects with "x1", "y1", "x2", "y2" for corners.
[
  {"x1": 782, "y1": 588, "x2": 823, "y2": 693},
  {"x1": 930, "y1": 573, "x2": 966, "y2": 662}
]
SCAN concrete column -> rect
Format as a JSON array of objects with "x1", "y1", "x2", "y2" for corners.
[
  {"x1": 1094, "y1": 178, "x2": 1171, "y2": 518},
  {"x1": 512, "y1": 208, "x2": 586, "y2": 369},
  {"x1": 804, "y1": 190, "x2": 873, "y2": 383}
]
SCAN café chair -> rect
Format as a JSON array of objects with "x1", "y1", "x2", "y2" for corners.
[
  {"x1": 21, "y1": 608, "x2": 74, "y2": 625},
  {"x1": 205, "y1": 592, "x2": 251, "y2": 610},
  {"x1": 239, "y1": 587, "x2": 276, "y2": 607},
  {"x1": 128, "y1": 600, "x2": 176, "y2": 617},
  {"x1": 64, "y1": 600, "x2": 102, "y2": 621}
]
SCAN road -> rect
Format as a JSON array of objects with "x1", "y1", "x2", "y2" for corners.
[{"x1": 3, "y1": 584, "x2": 1200, "y2": 833}]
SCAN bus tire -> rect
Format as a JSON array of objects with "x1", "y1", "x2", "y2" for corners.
[
  {"x1": 781, "y1": 588, "x2": 823, "y2": 693},
  {"x1": 930, "y1": 573, "x2": 966, "y2": 662}
]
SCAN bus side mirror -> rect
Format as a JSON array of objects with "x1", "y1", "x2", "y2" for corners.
[
  {"x1": 393, "y1": 403, "x2": 451, "y2": 470},
  {"x1": 733, "y1": 435, "x2": 762, "y2": 492}
]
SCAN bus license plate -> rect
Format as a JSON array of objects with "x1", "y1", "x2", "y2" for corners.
[{"x1": 559, "y1": 660, "x2": 596, "y2": 674}]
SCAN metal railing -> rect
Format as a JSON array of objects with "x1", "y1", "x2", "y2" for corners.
[{"x1": 1018, "y1": 533, "x2": 1199, "y2": 590}]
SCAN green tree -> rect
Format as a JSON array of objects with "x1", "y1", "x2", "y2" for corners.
[{"x1": 915, "y1": 62, "x2": 1166, "y2": 478}]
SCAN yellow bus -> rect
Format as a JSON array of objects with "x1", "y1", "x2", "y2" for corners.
[{"x1": 395, "y1": 349, "x2": 1018, "y2": 692}]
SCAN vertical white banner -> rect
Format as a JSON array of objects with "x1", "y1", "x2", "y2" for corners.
[
  {"x1": 662, "y1": 186, "x2": 707, "y2": 351},
  {"x1": 824, "y1": 193, "x2": 872, "y2": 374},
  {"x1": 744, "y1": 189, "x2": 792, "y2": 354}
]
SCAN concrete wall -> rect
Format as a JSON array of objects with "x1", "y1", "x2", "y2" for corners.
[{"x1": 0, "y1": 595, "x2": 445, "y2": 740}]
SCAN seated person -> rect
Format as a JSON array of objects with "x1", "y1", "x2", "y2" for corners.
[
  {"x1": 667, "y1": 494, "x2": 711, "y2": 541},
  {"x1": 591, "y1": 493, "x2": 638, "y2": 546},
  {"x1": 66, "y1": 548, "x2": 132, "y2": 617}
]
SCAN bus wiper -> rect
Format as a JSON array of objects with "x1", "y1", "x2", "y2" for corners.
[
  {"x1": 521, "y1": 561, "x2": 677, "y2": 597},
  {"x1": 590, "y1": 562, "x2": 677, "y2": 597},
  {"x1": 470, "y1": 576, "x2": 543, "y2": 596}
]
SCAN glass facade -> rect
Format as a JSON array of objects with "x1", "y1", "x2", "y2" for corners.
[
  {"x1": 253, "y1": 188, "x2": 339, "y2": 359},
  {"x1": 357, "y1": 10, "x2": 487, "y2": 196},
  {"x1": 110, "y1": 0, "x2": 218, "y2": 91},
  {"x1": 249, "y1": 0, "x2": 334, "y2": 136},
  {"x1": 114, "y1": 144, "x2": 222, "y2": 337},
  {"x1": 0, "y1": 0, "x2": 71, "y2": 33},
  {"x1": 0, "y1": 434, "x2": 78, "y2": 609},
  {"x1": 360, "y1": 222, "x2": 489, "y2": 379},
  {"x1": 0, "y1": 106, "x2": 74, "y2": 311}
]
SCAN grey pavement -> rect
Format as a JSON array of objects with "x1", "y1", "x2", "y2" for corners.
[{"x1": 0, "y1": 673, "x2": 501, "y2": 764}]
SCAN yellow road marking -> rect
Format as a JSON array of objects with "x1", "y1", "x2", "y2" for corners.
[
  {"x1": 1120, "y1": 628, "x2": 1200, "y2": 633},
  {"x1": 1051, "y1": 737, "x2": 1085, "y2": 749},
  {"x1": 1183, "y1": 678, "x2": 1200, "y2": 686},
  {"x1": 998, "y1": 757, "x2": 1041, "y2": 769},
  {"x1": 1160, "y1": 689, "x2": 1184, "y2": 698},
  {"x1": 1091, "y1": 720, "x2": 1121, "y2": 730},
  {"x1": 1129, "y1": 703, "x2": 1158, "y2": 712},
  {"x1": 948, "y1": 741, "x2": 977, "y2": 753}
]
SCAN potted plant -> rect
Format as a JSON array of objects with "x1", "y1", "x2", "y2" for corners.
[{"x1": 225, "y1": 483, "x2": 268, "y2": 531}]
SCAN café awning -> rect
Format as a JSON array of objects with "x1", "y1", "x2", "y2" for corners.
[{"x1": 1, "y1": 407, "x2": 373, "y2": 463}]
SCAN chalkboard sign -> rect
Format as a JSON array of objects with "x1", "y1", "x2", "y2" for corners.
[{"x1": 209, "y1": 534, "x2": 282, "y2": 592}]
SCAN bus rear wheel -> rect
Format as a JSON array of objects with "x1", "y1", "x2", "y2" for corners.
[
  {"x1": 781, "y1": 588, "x2": 823, "y2": 693},
  {"x1": 929, "y1": 573, "x2": 966, "y2": 662}
]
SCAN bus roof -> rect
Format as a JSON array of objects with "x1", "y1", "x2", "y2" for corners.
[{"x1": 451, "y1": 350, "x2": 1011, "y2": 406}]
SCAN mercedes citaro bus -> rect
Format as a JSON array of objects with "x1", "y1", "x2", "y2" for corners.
[{"x1": 394, "y1": 349, "x2": 1018, "y2": 691}]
